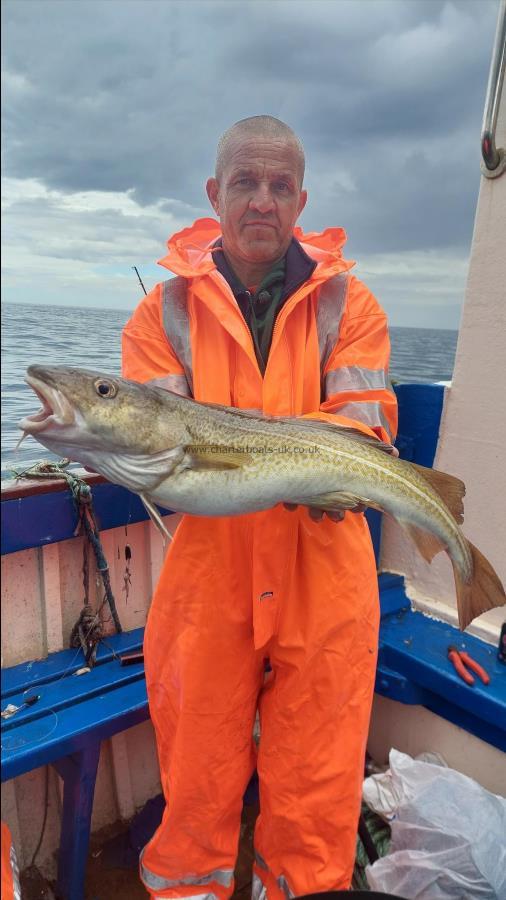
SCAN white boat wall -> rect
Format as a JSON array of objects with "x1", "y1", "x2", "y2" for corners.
[
  {"x1": 2, "y1": 13, "x2": 505, "y2": 883},
  {"x1": 369, "y1": 23, "x2": 506, "y2": 795}
]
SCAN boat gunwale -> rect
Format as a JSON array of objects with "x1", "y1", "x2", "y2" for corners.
[{"x1": 1, "y1": 470, "x2": 106, "y2": 501}]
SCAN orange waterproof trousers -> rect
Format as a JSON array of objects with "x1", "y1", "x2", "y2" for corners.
[
  {"x1": 139, "y1": 512, "x2": 379, "y2": 900},
  {"x1": 1, "y1": 822, "x2": 21, "y2": 900}
]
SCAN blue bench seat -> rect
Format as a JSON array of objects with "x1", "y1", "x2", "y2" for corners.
[
  {"x1": 1, "y1": 629, "x2": 148, "y2": 899},
  {"x1": 376, "y1": 573, "x2": 506, "y2": 752}
]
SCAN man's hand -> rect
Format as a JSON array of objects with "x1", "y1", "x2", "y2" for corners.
[{"x1": 283, "y1": 502, "x2": 367, "y2": 523}]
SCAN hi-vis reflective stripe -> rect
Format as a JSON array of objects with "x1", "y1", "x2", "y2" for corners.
[
  {"x1": 140, "y1": 850, "x2": 233, "y2": 893},
  {"x1": 152, "y1": 895, "x2": 219, "y2": 900},
  {"x1": 325, "y1": 365, "x2": 389, "y2": 395},
  {"x1": 253, "y1": 851, "x2": 296, "y2": 900},
  {"x1": 252, "y1": 873, "x2": 268, "y2": 900},
  {"x1": 162, "y1": 272, "x2": 348, "y2": 391},
  {"x1": 10, "y1": 843, "x2": 21, "y2": 900},
  {"x1": 316, "y1": 274, "x2": 348, "y2": 375},
  {"x1": 332, "y1": 400, "x2": 392, "y2": 438},
  {"x1": 162, "y1": 277, "x2": 194, "y2": 395},
  {"x1": 277, "y1": 875, "x2": 295, "y2": 900}
]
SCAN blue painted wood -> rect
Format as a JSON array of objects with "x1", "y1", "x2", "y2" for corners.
[
  {"x1": 376, "y1": 596, "x2": 506, "y2": 751},
  {"x1": 1, "y1": 629, "x2": 150, "y2": 900},
  {"x1": 377, "y1": 573, "x2": 411, "y2": 617},
  {"x1": 365, "y1": 382, "x2": 445, "y2": 563},
  {"x1": 1, "y1": 628, "x2": 144, "y2": 699},
  {"x1": 1, "y1": 481, "x2": 173, "y2": 555},
  {"x1": 54, "y1": 743, "x2": 100, "y2": 900},
  {"x1": 394, "y1": 382, "x2": 445, "y2": 466},
  {"x1": 1, "y1": 632, "x2": 148, "y2": 782}
]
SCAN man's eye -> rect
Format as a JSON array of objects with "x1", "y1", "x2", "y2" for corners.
[
  {"x1": 275, "y1": 182, "x2": 291, "y2": 192},
  {"x1": 237, "y1": 178, "x2": 255, "y2": 187}
]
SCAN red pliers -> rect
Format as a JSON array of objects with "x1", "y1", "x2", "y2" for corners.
[{"x1": 448, "y1": 646, "x2": 490, "y2": 686}]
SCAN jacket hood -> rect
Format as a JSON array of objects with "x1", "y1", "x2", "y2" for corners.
[{"x1": 157, "y1": 218, "x2": 355, "y2": 280}]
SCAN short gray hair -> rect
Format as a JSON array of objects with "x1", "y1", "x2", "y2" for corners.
[{"x1": 215, "y1": 115, "x2": 305, "y2": 184}]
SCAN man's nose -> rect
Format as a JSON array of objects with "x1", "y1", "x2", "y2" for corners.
[{"x1": 249, "y1": 184, "x2": 275, "y2": 213}]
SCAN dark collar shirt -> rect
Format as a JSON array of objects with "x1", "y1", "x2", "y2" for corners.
[{"x1": 212, "y1": 238, "x2": 317, "y2": 373}]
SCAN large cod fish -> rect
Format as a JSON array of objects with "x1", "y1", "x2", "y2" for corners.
[{"x1": 19, "y1": 364, "x2": 505, "y2": 630}]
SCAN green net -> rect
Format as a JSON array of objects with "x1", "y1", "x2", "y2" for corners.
[{"x1": 352, "y1": 803, "x2": 391, "y2": 891}]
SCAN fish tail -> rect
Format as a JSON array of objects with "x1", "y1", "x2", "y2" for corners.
[{"x1": 453, "y1": 541, "x2": 506, "y2": 630}]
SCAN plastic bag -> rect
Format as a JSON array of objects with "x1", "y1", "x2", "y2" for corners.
[
  {"x1": 364, "y1": 749, "x2": 506, "y2": 899},
  {"x1": 363, "y1": 751, "x2": 448, "y2": 822}
]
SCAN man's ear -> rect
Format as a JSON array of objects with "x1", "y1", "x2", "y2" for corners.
[
  {"x1": 297, "y1": 189, "x2": 308, "y2": 217},
  {"x1": 206, "y1": 177, "x2": 220, "y2": 215}
]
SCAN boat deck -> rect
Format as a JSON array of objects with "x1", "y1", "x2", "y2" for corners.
[{"x1": 19, "y1": 802, "x2": 258, "y2": 900}]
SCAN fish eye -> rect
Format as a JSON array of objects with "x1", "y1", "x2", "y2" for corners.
[{"x1": 94, "y1": 379, "x2": 117, "y2": 399}]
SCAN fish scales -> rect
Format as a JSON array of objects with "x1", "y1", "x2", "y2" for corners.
[{"x1": 17, "y1": 365, "x2": 505, "y2": 629}]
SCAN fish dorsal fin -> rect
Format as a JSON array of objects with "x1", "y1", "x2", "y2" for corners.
[
  {"x1": 199, "y1": 402, "x2": 396, "y2": 455},
  {"x1": 201, "y1": 400, "x2": 262, "y2": 419},
  {"x1": 410, "y1": 463, "x2": 466, "y2": 524},
  {"x1": 279, "y1": 417, "x2": 396, "y2": 454}
]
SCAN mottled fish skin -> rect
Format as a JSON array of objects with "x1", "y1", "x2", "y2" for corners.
[
  {"x1": 19, "y1": 365, "x2": 505, "y2": 629},
  {"x1": 150, "y1": 401, "x2": 472, "y2": 584}
]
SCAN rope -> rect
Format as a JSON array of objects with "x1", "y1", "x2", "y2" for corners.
[
  {"x1": 4, "y1": 460, "x2": 125, "y2": 872},
  {"x1": 69, "y1": 605, "x2": 103, "y2": 667},
  {"x1": 11, "y1": 460, "x2": 123, "y2": 665}
]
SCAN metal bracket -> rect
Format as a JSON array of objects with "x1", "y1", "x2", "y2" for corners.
[{"x1": 480, "y1": 0, "x2": 506, "y2": 177}]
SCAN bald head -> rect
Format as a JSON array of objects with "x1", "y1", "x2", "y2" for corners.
[
  {"x1": 215, "y1": 116, "x2": 305, "y2": 186},
  {"x1": 206, "y1": 115, "x2": 308, "y2": 286}
]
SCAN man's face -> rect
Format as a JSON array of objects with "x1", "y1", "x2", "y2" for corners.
[{"x1": 206, "y1": 136, "x2": 307, "y2": 272}]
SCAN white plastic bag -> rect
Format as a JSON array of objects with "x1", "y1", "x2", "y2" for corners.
[
  {"x1": 364, "y1": 749, "x2": 506, "y2": 899},
  {"x1": 363, "y1": 750, "x2": 448, "y2": 822}
]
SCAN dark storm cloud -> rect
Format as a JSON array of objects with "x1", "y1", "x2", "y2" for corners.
[{"x1": 1, "y1": 0, "x2": 500, "y2": 262}]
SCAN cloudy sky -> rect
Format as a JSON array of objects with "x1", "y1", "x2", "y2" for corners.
[{"x1": 1, "y1": 0, "x2": 500, "y2": 327}]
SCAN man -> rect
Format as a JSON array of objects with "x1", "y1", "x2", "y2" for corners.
[{"x1": 122, "y1": 115, "x2": 397, "y2": 900}]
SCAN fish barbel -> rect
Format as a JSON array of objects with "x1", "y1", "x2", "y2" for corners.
[{"x1": 19, "y1": 364, "x2": 505, "y2": 630}]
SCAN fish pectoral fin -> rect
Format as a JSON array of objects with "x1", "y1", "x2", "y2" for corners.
[
  {"x1": 411, "y1": 463, "x2": 466, "y2": 525},
  {"x1": 293, "y1": 491, "x2": 371, "y2": 512},
  {"x1": 140, "y1": 493, "x2": 172, "y2": 544},
  {"x1": 397, "y1": 519, "x2": 446, "y2": 564},
  {"x1": 186, "y1": 445, "x2": 251, "y2": 470}
]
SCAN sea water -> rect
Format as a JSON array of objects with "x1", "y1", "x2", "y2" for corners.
[{"x1": 1, "y1": 303, "x2": 458, "y2": 475}]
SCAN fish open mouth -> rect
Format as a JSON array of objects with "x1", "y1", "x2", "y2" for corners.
[{"x1": 19, "y1": 372, "x2": 75, "y2": 434}]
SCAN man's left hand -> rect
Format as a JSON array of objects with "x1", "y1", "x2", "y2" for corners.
[{"x1": 283, "y1": 502, "x2": 367, "y2": 523}]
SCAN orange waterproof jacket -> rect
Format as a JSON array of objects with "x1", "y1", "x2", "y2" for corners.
[{"x1": 122, "y1": 218, "x2": 397, "y2": 650}]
